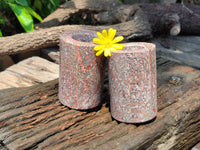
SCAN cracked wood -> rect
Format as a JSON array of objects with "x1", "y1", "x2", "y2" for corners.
[{"x1": 0, "y1": 57, "x2": 199, "y2": 150}]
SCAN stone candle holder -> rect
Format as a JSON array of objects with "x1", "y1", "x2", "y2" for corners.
[
  {"x1": 59, "y1": 30, "x2": 104, "y2": 110},
  {"x1": 109, "y1": 43, "x2": 157, "y2": 123}
]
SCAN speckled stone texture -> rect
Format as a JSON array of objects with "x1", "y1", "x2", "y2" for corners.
[
  {"x1": 59, "y1": 30, "x2": 104, "y2": 110},
  {"x1": 109, "y1": 43, "x2": 157, "y2": 123}
]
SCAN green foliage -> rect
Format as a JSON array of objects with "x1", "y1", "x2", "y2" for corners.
[
  {"x1": 0, "y1": 30, "x2": 2, "y2": 37},
  {"x1": 33, "y1": 0, "x2": 60, "y2": 17},
  {"x1": 15, "y1": 0, "x2": 29, "y2": 6},
  {"x1": 0, "y1": 16, "x2": 5, "y2": 37},
  {"x1": 0, "y1": 0, "x2": 59, "y2": 35},
  {"x1": 0, "y1": 16, "x2": 5, "y2": 25},
  {"x1": 25, "y1": 6, "x2": 42, "y2": 22},
  {"x1": 0, "y1": 0, "x2": 42, "y2": 33},
  {"x1": 9, "y1": 3, "x2": 34, "y2": 32}
]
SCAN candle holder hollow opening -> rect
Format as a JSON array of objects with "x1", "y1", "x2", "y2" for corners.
[
  {"x1": 109, "y1": 42, "x2": 157, "y2": 123},
  {"x1": 59, "y1": 29, "x2": 104, "y2": 110},
  {"x1": 72, "y1": 32, "x2": 94, "y2": 43}
]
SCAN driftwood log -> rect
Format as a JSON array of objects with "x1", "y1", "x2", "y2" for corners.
[
  {"x1": 140, "y1": 3, "x2": 200, "y2": 35},
  {"x1": 37, "y1": 0, "x2": 200, "y2": 36},
  {"x1": 1, "y1": 1, "x2": 200, "y2": 56},
  {"x1": 35, "y1": 0, "x2": 122, "y2": 28},
  {"x1": 0, "y1": 57, "x2": 200, "y2": 150},
  {"x1": 0, "y1": 16, "x2": 151, "y2": 56}
]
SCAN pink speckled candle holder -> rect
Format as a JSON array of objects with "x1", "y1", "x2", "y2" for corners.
[
  {"x1": 109, "y1": 43, "x2": 157, "y2": 123},
  {"x1": 59, "y1": 30, "x2": 104, "y2": 110}
]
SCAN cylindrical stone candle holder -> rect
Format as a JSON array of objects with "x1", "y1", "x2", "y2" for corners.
[
  {"x1": 59, "y1": 29, "x2": 104, "y2": 110},
  {"x1": 109, "y1": 43, "x2": 157, "y2": 123}
]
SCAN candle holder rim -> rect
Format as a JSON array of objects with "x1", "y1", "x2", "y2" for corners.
[
  {"x1": 124, "y1": 42, "x2": 155, "y2": 48},
  {"x1": 114, "y1": 42, "x2": 156, "y2": 54},
  {"x1": 60, "y1": 29, "x2": 97, "y2": 47}
]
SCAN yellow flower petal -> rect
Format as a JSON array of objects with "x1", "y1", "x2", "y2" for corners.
[
  {"x1": 104, "y1": 48, "x2": 110, "y2": 57},
  {"x1": 110, "y1": 47, "x2": 117, "y2": 52},
  {"x1": 97, "y1": 32, "x2": 104, "y2": 40},
  {"x1": 102, "y1": 29, "x2": 107, "y2": 38},
  {"x1": 112, "y1": 36, "x2": 124, "y2": 44},
  {"x1": 112, "y1": 44, "x2": 125, "y2": 50},
  {"x1": 94, "y1": 45, "x2": 105, "y2": 51},
  {"x1": 93, "y1": 28, "x2": 124, "y2": 57},
  {"x1": 96, "y1": 49, "x2": 104, "y2": 56},
  {"x1": 108, "y1": 28, "x2": 116, "y2": 41},
  {"x1": 93, "y1": 38, "x2": 104, "y2": 44}
]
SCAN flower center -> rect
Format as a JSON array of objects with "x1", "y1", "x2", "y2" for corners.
[{"x1": 105, "y1": 41, "x2": 112, "y2": 48}]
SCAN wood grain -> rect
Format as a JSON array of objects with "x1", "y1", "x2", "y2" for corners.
[
  {"x1": 154, "y1": 36, "x2": 200, "y2": 68},
  {"x1": 140, "y1": 3, "x2": 200, "y2": 35},
  {"x1": 0, "y1": 56, "x2": 59, "y2": 90},
  {"x1": 0, "y1": 18, "x2": 151, "y2": 56},
  {"x1": 0, "y1": 57, "x2": 199, "y2": 150}
]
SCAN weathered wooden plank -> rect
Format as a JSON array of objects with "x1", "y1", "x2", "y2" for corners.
[
  {"x1": 0, "y1": 142, "x2": 8, "y2": 150},
  {"x1": 192, "y1": 142, "x2": 200, "y2": 150},
  {"x1": 0, "y1": 56, "x2": 59, "y2": 90},
  {"x1": 41, "y1": 47, "x2": 59, "y2": 64},
  {"x1": 154, "y1": 36, "x2": 200, "y2": 68},
  {"x1": 0, "y1": 57, "x2": 199, "y2": 150}
]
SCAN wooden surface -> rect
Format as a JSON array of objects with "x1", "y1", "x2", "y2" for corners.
[
  {"x1": 37, "y1": 0, "x2": 200, "y2": 36},
  {"x1": 154, "y1": 36, "x2": 200, "y2": 68},
  {"x1": 0, "y1": 56, "x2": 59, "y2": 90},
  {"x1": 0, "y1": 56, "x2": 14, "y2": 71},
  {"x1": 36, "y1": 0, "x2": 122, "y2": 29},
  {"x1": 140, "y1": 3, "x2": 200, "y2": 35},
  {"x1": 0, "y1": 57, "x2": 199, "y2": 150},
  {"x1": 192, "y1": 142, "x2": 200, "y2": 150},
  {"x1": 0, "y1": 17, "x2": 150, "y2": 56},
  {"x1": 41, "y1": 47, "x2": 60, "y2": 64}
]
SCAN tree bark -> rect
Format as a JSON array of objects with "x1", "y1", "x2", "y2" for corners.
[
  {"x1": 96, "y1": 3, "x2": 200, "y2": 35},
  {"x1": 140, "y1": 3, "x2": 200, "y2": 35},
  {"x1": 37, "y1": 1, "x2": 200, "y2": 36},
  {"x1": 35, "y1": 0, "x2": 122, "y2": 29},
  {"x1": 0, "y1": 57, "x2": 200, "y2": 150},
  {"x1": 35, "y1": 8, "x2": 80, "y2": 29},
  {"x1": 0, "y1": 17, "x2": 151, "y2": 56}
]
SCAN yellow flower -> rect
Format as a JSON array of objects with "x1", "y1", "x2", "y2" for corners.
[{"x1": 93, "y1": 28, "x2": 125, "y2": 57}]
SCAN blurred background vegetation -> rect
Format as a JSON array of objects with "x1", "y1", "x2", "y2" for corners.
[
  {"x1": 0, "y1": 0, "x2": 61, "y2": 36},
  {"x1": 0, "y1": 0, "x2": 194, "y2": 37}
]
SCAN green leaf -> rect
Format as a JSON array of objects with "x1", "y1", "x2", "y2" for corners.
[
  {"x1": 27, "y1": 0, "x2": 31, "y2": 5},
  {"x1": 0, "y1": 29, "x2": 2, "y2": 37},
  {"x1": 49, "y1": 0, "x2": 56, "y2": 6},
  {"x1": 33, "y1": 0, "x2": 42, "y2": 11},
  {"x1": 0, "y1": 0, "x2": 9, "y2": 9},
  {"x1": 52, "y1": 0, "x2": 59, "y2": 7},
  {"x1": 15, "y1": 0, "x2": 29, "y2": 6},
  {"x1": 49, "y1": 0, "x2": 59, "y2": 8},
  {"x1": 25, "y1": 6, "x2": 42, "y2": 22},
  {"x1": 9, "y1": 3, "x2": 33, "y2": 32},
  {"x1": 0, "y1": 16, "x2": 5, "y2": 25}
]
